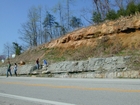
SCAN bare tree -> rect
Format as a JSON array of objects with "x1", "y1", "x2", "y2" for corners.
[
  {"x1": 67, "y1": 0, "x2": 70, "y2": 29},
  {"x1": 19, "y1": 6, "x2": 40, "y2": 48},
  {"x1": 93, "y1": 0, "x2": 100, "y2": 14},
  {"x1": 114, "y1": 0, "x2": 125, "y2": 9},
  {"x1": 28, "y1": 7, "x2": 39, "y2": 46},
  {"x1": 4, "y1": 43, "x2": 10, "y2": 61},
  {"x1": 53, "y1": 1, "x2": 66, "y2": 35},
  {"x1": 80, "y1": 0, "x2": 94, "y2": 25},
  {"x1": 38, "y1": 6, "x2": 43, "y2": 44},
  {"x1": 113, "y1": 0, "x2": 138, "y2": 11},
  {"x1": 65, "y1": 0, "x2": 75, "y2": 31},
  {"x1": 92, "y1": 0, "x2": 112, "y2": 20}
]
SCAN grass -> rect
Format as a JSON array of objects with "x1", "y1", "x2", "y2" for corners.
[
  {"x1": 1, "y1": 40, "x2": 140, "y2": 72},
  {"x1": 0, "y1": 27, "x2": 140, "y2": 71}
]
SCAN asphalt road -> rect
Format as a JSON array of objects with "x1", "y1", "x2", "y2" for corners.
[{"x1": 0, "y1": 76, "x2": 140, "y2": 105}]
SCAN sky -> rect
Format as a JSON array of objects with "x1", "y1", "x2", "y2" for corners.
[{"x1": 0, "y1": 0, "x2": 92, "y2": 55}]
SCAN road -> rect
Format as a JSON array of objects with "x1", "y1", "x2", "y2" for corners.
[{"x1": 0, "y1": 76, "x2": 140, "y2": 105}]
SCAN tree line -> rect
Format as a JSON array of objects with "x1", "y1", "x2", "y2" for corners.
[
  {"x1": 3, "y1": 0, "x2": 140, "y2": 58},
  {"x1": 92, "y1": 0, "x2": 140, "y2": 23}
]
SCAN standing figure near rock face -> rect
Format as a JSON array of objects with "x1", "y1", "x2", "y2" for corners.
[
  {"x1": 14, "y1": 63, "x2": 17, "y2": 76},
  {"x1": 36, "y1": 58, "x2": 39, "y2": 70},
  {"x1": 7, "y1": 61, "x2": 12, "y2": 77},
  {"x1": 43, "y1": 59, "x2": 47, "y2": 67}
]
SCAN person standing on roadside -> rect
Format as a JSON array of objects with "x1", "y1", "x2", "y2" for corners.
[
  {"x1": 7, "y1": 61, "x2": 12, "y2": 77},
  {"x1": 14, "y1": 63, "x2": 17, "y2": 76},
  {"x1": 36, "y1": 58, "x2": 39, "y2": 70}
]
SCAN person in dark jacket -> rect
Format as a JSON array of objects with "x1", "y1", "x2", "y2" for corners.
[
  {"x1": 36, "y1": 58, "x2": 39, "y2": 70},
  {"x1": 7, "y1": 61, "x2": 12, "y2": 77}
]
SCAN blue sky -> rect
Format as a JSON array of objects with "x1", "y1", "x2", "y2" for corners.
[{"x1": 0, "y1": 0, "x2": 92, "y2": 55}]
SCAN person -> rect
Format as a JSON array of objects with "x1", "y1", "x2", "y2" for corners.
[
  {"x1": 42, "y1": 59, "x2": 47, "y2": 68},
  {"x1": 36, "y1": 58, "x2": 39, "y2": 70},
  {"x1": 43, "y1": 59, "x2": 47, "y2": 65},
  {"x1": 7, "y1": 61, "x2": 12, "y2": 77},
  {"x1": 14, "y1": 63, "x2": 17, "y2": 76}
]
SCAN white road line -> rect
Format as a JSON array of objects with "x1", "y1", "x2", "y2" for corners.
[{"x1": 0, "y1": 93, "x2": 75, "y2": 105}]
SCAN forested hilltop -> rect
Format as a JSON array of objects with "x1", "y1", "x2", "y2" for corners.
[{"x1": 1, "y1": 0, "x2": 140, "y2": 67}]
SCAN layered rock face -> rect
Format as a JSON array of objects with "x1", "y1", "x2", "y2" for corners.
[
  {"x1": 0, "y1": 56, "x2": 139, "y2": 78},
  {"x1": 42, "y1": 13, "x2": 140, "y2": 49},
  {"x1": 46, "y1": 56, "x2": 140, "y2": 78}
]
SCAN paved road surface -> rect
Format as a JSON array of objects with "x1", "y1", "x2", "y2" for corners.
[{"x1": 0, "y1": 76, "x2": 140, "y2": 105}]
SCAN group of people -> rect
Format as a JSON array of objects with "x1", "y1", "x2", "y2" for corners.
[
  {"x1": 36, "y1": 58, "x2": 47, "y2": 70},
  {"x1": 6, "y1": 58, "x2": 47, "y2": 77},
  {"x1": 7, "y1": 61, "x2": 17, "y2": 77}
]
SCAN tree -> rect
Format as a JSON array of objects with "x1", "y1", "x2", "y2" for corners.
[
  {"x1": 126, "y1": 1, "x2": 138, "y2": 15},
  {"x1": 114, "y1": 0, "x2": 125, "y2": 10},
  {"x1": 106, "y1": 9, "x2": 118, "y2": 20},
  {"x1": 19, "y1": 6, "x2": 40, "y2": 47},
  {"x1": 117, "y1": 8, "x2": 126, "y2": 17},
  {"x1": 53, "y1": 22, "x2": 61, "y2": 37},
  {"x1": 4, "y1": 43, "x2": 11, "y2": 61},
  {"x1": 66, "y1": 0, "x2": 70, "y2": 30},
  {"x1": 137, "y1": 3, "x2": 140, "y2": 12},
  {"x1": 12, "y1": 42, "x2": 22, "y2": 55},
  {"x1": 92, "y1": 0, "x2": 111, "y2": 20},
  {"x1": 65, "y1": 0, "x2": 75, "y2": 31},
  {"x1": 70, "y1": 16, "x2": 83, "y2": 29},
  {"x1": 93, "y1": 0, "x2": 100, "y2": 15},
  {"x1": 92, "y1": 12, "x2": 102, "y2": 24},
  {"x1": 43, "y1": 11, "x2": 55, "y2": 40},
  {"x1": 53, "y1": 1, "x2": 64, "y2": 28},
  {"x1": 38, "y1": 6, "x2": 43, "y2": 44},
  {"x1": 53, "y1": 1, "x2": 67, "y2": 35}
]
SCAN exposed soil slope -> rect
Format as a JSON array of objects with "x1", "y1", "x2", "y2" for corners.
[{"x1": 6, "y1": 13, "x2": 140, "y2": 64}]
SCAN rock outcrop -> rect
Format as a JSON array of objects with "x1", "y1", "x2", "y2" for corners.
[
  {"x1": 0, "y1": 56, "x2": 139, "y2": 78},
  {"x1": 47, "y1": 56, "x2": 129, "y2": 73},
  {"x1": 45, "y1": 56, "x2": 140, "y2": 78},
  {"x1": 41, "y1": 13, "x2": 140, "y2": 49}
]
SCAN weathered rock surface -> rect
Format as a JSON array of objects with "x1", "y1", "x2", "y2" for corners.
[
  {"x1": 40, "y1": 13, "x2": 140, "y2": 49},
  {"x1": 0, "y1": 56, "x2": 139, "y2": 78},
  {"x1": 47, "y1": 56, "x2": 129, "y2": 73}
]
